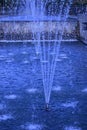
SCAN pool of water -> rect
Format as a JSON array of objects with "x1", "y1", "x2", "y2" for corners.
[{"x1": 0, "y1": 41, "x2": 87, "y2": 130}]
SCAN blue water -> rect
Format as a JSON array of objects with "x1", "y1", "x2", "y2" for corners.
[{"x1": 0, "y1": 41, "x2": 87, "y2": 130}]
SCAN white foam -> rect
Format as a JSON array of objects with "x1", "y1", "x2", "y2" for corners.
[
  {"x1": 62, "y1": 101, "x2": 78, "y2": 108},
  {"x1": 82, "y1": 88, "x2": 87, "y2": 93},
  {"x1": 52, "y1": 86, "x2": 61, "y2": 91},
  {"x1": 64, "y1": 126, "x2": 82, "y2": 130},
  {"x1": 0, "y1": 114, "x2": 13, "y2": 121},
  {"x1": 26, "y1": 88, "x2": 38, "y2": 94},
  {"x1": 5, "y1": 94, "x2": 17, "y2": 99},
  {"x1": 21, "y1": 123, "x2": 42, "y2": 130}
]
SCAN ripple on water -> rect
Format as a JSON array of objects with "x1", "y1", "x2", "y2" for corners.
[
  {"x1": 0, "y1": 104, "x2": 6, "y2": 110},
  {"x1": 0, "y1": 55, "x2": 6, "y2": 60},
  {"x1": 62, "y1": 101, "x2": 79, "y2": 109},
  {"x1": 4, "y1": 94, "x2": 17, "y2": 99},
  {"x1": 60, "y1": 53, "x2": 67, "y2": 56},
  {"x1": 26, "y1": 88, "x2": 38, "y2": 94},
  {"x1": 5, "y1": 58, "x2": 14, "y2": 63},
  {"x1": 55, "y1": 58, "x2": 62, "y2": 62},
  {"x1": 82, "y1": 88, "x2": 87, "y2": 93},
  {"x1": 23, "y1": 60, "x2": 29, "y2": 64},
  {"x1": 52, "y1": 86, "x2": 61, "y2": 91},
  {"x1": 21, "y1": 51, "x2": 28, "y2": 54},
  {"x1": 0, "y1": 114, "x2": 13, "y2": 121},
  {"x1": 60, "y1": 53, "x2": 68, "y2": 59},
  {"x1": 64, "y1": 126, "x2": 82, "y2": 130},
  {"x1": 21, "y1": 123, "x2": 42, "y2": 130},
  {"x1": 8, "y1": 52, "x2": 14, "y2": 56}
]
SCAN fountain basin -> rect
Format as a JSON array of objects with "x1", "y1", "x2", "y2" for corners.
[{"x1": 0, "y1": 41, "x2": 87, "y2": 130}]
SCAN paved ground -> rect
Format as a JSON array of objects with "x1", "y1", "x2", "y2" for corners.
[{"x1": 0, "y1": 41, "x2": 87, "y2": 130}]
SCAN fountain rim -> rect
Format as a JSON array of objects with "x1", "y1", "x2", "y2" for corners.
[
  {"x1": 0, "y1": 15, "x2": 77, "y2": 22},
  {"x1": 0, "y1": 39, "x2": 78, "y2": 43}
]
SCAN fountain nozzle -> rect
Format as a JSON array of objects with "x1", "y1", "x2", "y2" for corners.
[{"x1": 46, "y1": 103, "x2": 49, "y2": 111}]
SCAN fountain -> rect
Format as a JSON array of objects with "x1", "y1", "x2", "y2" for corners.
[{"x1": 0, "y1": 0, "x2": 73, "y2": 109}]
